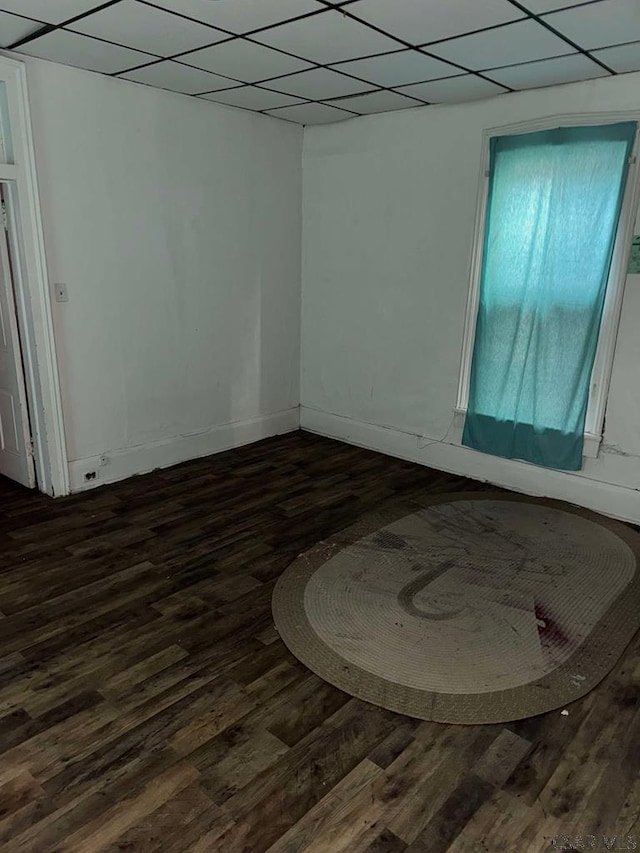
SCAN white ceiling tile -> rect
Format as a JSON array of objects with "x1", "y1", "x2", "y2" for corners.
[
  {"x1": 398, "y1": 74, "x2": 508, "y2": 103},
  {"x1": 0, "y1": 0, "x2": 102, "y2": 24},
  {"x1": 151, "y1": 0, "x2": 323, "y2": 34},
  {"x1": 71, "y1": 0, "x2": 226, "y2": 56},
  {"x1": 489, "y1": 53, "x2": 610, "y2": 89},
  {"x1": 266, "y1": 102, "x2": 353, "y2": 124},
  {"x1": 347, "y1": 0, "x2": 524, "y2": 46},
  {"x1": 0, "y1": 11, "x2": 42, "y2": 46},
  {"x1": 15, "y1": 29, "x2": 155, "y2": 74},
  {"x1": 264, "y1": 68, "x2": 369, "y2": 99},
  {"x1": 200, "y1": 85, "x2": 304, "y2": 110},
  {"x1": 120, "y1": 60, "x2": 238, "y2": 94},
  {"x1": 520, "y1": 0, "x2": 594, "y2": 11},
  {"x1": 543, "y1": 0, "x2": 640, "y2": 49},
  {"x1": 327, "y1": 89, "x2": 421, "y2": 113},
  {"x1": 180, "y1": 39, "x2": 313, "y2": 82},
  {"x1": 254, "y1": 9, "x2": 401, "y2": 64},
  {"x1": 330, "y1": 50, "x2": 464, "y2": 87},
  {"x1": 592, "y1": 40, "x2": 640, "y2": 72},
  {"x1": 429, "y1": 19, "x2": 575, "y2": 69}
]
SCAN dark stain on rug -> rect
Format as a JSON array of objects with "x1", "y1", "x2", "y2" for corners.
[{"x1": 397, "y1": 561, "x2": 466, "y2": 621}]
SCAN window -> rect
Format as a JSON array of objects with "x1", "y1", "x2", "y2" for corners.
[{"x1": 457, "y1": 117, "x2": 639, "y2": 471}]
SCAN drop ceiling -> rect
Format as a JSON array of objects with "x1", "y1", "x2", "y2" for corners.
[{"x1": 1, "y1": 0, "x2": 639, "y2": 124}]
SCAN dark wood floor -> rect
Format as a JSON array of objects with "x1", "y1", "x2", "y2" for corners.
[{"x1": 0, "y1": 432, "x2": 637, "y2": 852}]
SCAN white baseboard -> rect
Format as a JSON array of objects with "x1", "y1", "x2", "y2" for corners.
[
  {"x1": 69, "y1": 407, "x2": 300, "y2": 493},
  {"x1": 300, "y1": 406, "x2": 640, "y2": 525}
]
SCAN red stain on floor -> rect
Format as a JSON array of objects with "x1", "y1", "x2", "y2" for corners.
[{"x1": 535, "y1": 601, "x2": 570, "y2": 649}]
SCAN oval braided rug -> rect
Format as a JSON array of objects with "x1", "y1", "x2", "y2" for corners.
[{"x1": 272, "y1": 493, "x2": 640, "y2": 724}]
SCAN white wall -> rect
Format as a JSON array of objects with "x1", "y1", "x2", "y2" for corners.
[
  {"x1": 22, "y1": 57, "x2": 302, "y2": 491},
  {"x1": 301, "y1": 72, "x2": 640, "y2": 524}
]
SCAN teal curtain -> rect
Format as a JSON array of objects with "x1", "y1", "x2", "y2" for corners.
[{"x1": 462, "y1": 122, "x2": 636, "y2": 471}]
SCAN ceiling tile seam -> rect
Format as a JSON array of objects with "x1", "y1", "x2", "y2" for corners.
[
  {"x1": 319, "y1": 4, "x2": 517, "y2": 91},
  {"x1": 116, "y1": 21, "x2": 625, "y2": 93},
  {"x1": 504, "y1": 0, "x2": 616, "y2": 73},
  {"x1": 9, "y1": 0, "x2": 338, "y2": 56},
  {"x1": 8, "y1": 0, "x2": 123, "y2": 48},
  {"x1": 8, "y1": 2, "x2": 511, "y2": 95},
  {"x1": 120, "y1": 49, "x2": 502, "y2": 101},
  {"x1": 192, "y1": 77, "x2": 431, "y2": 108},
  {"x1": 111, "y1": 23, "x2": 346, "y2": 77},
  {"x1": 155, "y1": 6, "x2": 419, "y2": 69},
  {"x1": 245, "y1": 62, "x2": 435, "y2": 100},
  {"x1": 327, "y1": 45, "x2": 431, "y2": 67},
  {"x1": 264, "y1": 102, "x2": 362, "y2": 117},
  {"x1": 319, "y1": 89, "x2": 428, "y2": 107},
  {"x1": 1, "y1": 10, "x2": 46, "y2": 26},
  {"x1": 12, "y1": 30, "x2": 599, "y2": 105},
  {"x1": 314, "y1": 0, "x2": 361, "y2": 7},
  {"x1": 15, "y1": 26, "x2": 163, "y2": 61},
  {"x1": 9, "y1": 23, "x2": 55, "y2": 50},
  {"x1": 324, "y1": 47, "x2": 474, "y2": 87},
  {"x1": 10, "y1": 0, "x2": 597, "y2": 73},
  {"x1": 184, "y1": 34, "x2": 640, "y2": 96},
  {"x1": 192, "y1": 82, "x2": 318, "y2": 103},
  {"x1": 232, "y1": 31, "x2": 511, "y2": 94},
  {"x1": 109, "y1": 76, "x2": 329, "y2": 116},
  {"x1": 199, "y1": 92, "x2": 362, "y2": 117},
  {"x1": 130, "y1": 72, "x2": 248, "y2": 93},
  {"x1": 519, "y1": 0, "x2": 607, "y2": 13},
  {"x1": 193, "y1": 76, "x2": 429, "y2": 107},
  {"x1": 92, "y1": 45, "x2": 631, "y2": 111},
  {"x1": 208, "y1": 97, "x2": 313, "y2": 114},
  {"x1": 403, "y1": 16, "x2": 533, "y2": 51},
  {"x1": 388, "y1": 73, "x2": 507, "y2": 95},
  {"x1": 112, "y1": 33, "x2": 457, "y2": 99},
  {"x1": 481, "y1": 50, "x2": 611, "y2": 73},
  {"x1": 196, "y1": 99, "x2": 285, "y2": 119},
  {"x1": 111, "y1": 53, "x2": 472, "y2": 98},
  {"x1": 2, "y1": 4, "x2": 409, "y2": 126},
  {"x1": 112, "y1": 54, "x2": 413, "y2": 104},
  {"x1": 134, "y1": 0, "x2": 240, "y2": 39},
  {"x1": 138, "y1": 0, "x2": 341, "y2": 41},
  {"x1": 8, "y1": 0, "x2": 635, "y2": 116},
  {"x1": 591, "y1": 37, "x2": 640, "y2": 52}
]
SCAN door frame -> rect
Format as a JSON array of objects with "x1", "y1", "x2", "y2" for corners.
[{"x1": 0, "y1": 54, "x2": 68, "y2": 496}]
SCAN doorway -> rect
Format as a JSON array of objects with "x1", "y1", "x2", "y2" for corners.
[
  {"x1": 0, "y1": 57, "x2": 68, "y2": 497},
  {"x1": 0, "y1": 183, "x2": 35, "y2": 488}
]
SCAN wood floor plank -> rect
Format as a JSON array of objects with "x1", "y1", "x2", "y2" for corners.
[
  {"x1": 217, "y1": 701, "x2": 398, "y2": 849},
  {"x1": 101, "y1": 783, "x2": 215, "y2": 853},
  {"x1": 363, "y1": 829, "x2": 408, "y2": 853},
  {"x1": 380, "y1": 724, "x2": 496, "y2": 844},
  {"x1": 55, "y1": 761, "x2": 200, "y2": 852},
  {"x1": 199, "y1": 727, "x2": 289, "y2": 805},
  {"x1": 404, "y1": 774, "x2": 495, "y2": 853},
  {"x1": 0, "y1": 432, "x2": 636, "y2": 851},
  {"x1": 265, "y1": 758, "x2": 384, "y2": 853}
]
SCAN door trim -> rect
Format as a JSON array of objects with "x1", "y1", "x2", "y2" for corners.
[{"x1": 0, "y1": 55, "x2": 68, "y2": 496}]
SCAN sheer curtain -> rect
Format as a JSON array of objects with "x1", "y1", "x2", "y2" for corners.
[{"x1": 462, "y1": 122, "x2": 636, "y2": 471}]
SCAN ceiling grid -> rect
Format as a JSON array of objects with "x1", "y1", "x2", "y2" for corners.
[{"x1": 0, "y1": 0, "x2": 637, "y2": 123}]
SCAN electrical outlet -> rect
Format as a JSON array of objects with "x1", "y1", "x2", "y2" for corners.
[
  {"x1": 83, "y1": 470, "x2": 97, "y2": 482},
  {"x1": 54, "y1": 283, "x2": 68, "y2": 303}
]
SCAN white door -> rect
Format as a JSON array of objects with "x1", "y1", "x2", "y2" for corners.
[{"x1": 0, "y1": 198, "x2": 35, "y2": 488}]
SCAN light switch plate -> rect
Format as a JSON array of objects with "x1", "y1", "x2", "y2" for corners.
[{"x1": 54, "y1": 283, "x2": 68, "y2": 302}]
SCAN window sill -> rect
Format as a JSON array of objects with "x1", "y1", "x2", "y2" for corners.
[{"x1": 452, "y1": 409, "x2": 602, "y2": 460}]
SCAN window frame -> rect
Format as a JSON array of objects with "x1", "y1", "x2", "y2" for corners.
[{"x1": 456, "y1": 112, "x2": 640, "y2": 460}]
